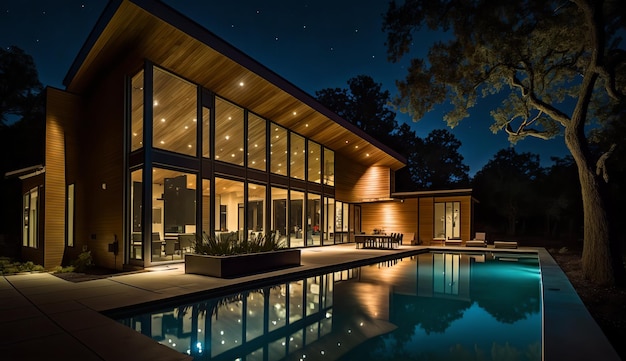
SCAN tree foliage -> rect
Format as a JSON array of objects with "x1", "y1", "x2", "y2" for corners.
[
  {"x1": 316, "y1": 75, "x2": 470, "y2": 191},
  {"x1": 315, "y1": 75, "x2": 398, "y2": 145},
  {"x1": 383, "y1": 0, "x2": 626, "y2": 285},
  {"x1": 0, "y1": 46, "x2": 44, "y2": 248},
  {"x1": 0, "y1": 46, "x2": 43, "y2": 126},
  {"x1": 472, "y1": 148, "x2": 543, "y2": 235}
]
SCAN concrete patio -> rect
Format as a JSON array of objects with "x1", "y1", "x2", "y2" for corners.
[{"x1": 0, "y1": 244, "x2": 620, "y2": 360}]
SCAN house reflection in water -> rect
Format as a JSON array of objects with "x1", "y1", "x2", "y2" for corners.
[{"x1": 117, "y1": 252, "x2": 541, "y2": 360}]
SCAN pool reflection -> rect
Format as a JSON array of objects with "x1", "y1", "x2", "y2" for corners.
[{"x1": 117, "y1": 252, "x2": 541, "y2": 361}]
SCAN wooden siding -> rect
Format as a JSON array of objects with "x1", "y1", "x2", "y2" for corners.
[
  {"x1": 417, "y1": 197, "x2": 434, "y2": 244},
  {"x1": 65, "y1": 0, "x2": 405, "y2": 171},
  {"x1": 45, "y1": 89, "x2": 81, "y2": 268},
  {"x1": 73, "y1": 61, "x2": 128, "y2": 270},
  {"x1": 360, "y1": 195, "x2": 474, "y2": 245},
  {"x1": 335, "y1": 153, "x2": 392, "y2": 203},
  {"x1": 361, "y1": 199, "x2": 418, "y2": 240}
]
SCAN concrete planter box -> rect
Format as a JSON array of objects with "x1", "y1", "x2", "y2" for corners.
[{"x1": 185, "y1": 249, "x2": 301, "y2": 278}]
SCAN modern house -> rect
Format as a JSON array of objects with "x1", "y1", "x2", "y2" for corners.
[{"x1": 12, "y1": 0, "x2": 476, "y2": 270}]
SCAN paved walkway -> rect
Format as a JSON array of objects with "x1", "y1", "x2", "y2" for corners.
[{"x1": 1, "y1": 244, "x2": 621, "y2": 361}]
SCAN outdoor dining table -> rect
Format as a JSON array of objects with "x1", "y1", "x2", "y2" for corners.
[{"x1": 354, "y1": 234, "x2": 397, "y2": 249}]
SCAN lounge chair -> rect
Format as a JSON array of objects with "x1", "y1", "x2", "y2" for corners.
[
  {"x1": 445, "y1": 237, "x2": 462, "y2": 246},
  {"x1": 494, "y1": 241, "x2": 518, "y2": 249},
  {"x1": 466, "y1": 232, "x2": 487, "y2": 247}
]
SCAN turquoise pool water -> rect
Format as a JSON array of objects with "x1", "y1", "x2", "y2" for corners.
[{"x1": 116, "y1": 251, "x2": 542, "y2": 360}]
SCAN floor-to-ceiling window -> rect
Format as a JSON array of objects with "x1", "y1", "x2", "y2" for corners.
[
  {"x1": 289, "y1": 190, "x2": 305, "y2": 247},
  {"x1": 247, "y1": 183, "x2": 266, "y2": 238},
  {"x1": 127, "y1": 64, "x2": 339, "y2": 266},
  {"x1": 66, "y1": 184, "x2": 75, "y2": 247},
  {"x1": 271, "y1": 187, "x2": 288, "y2": 245},
  {"x1": 215, "y1": 177, "x2": 244, "y2": 240},
  {"x1": 130, "y1": 169, "x2": 143, "y2": 260},
  {"x1": 323, "y1": 197, "x2": 335, "y2": 245},
  {"x1": 270, "y1": 124, "x2": 287, "y2": 176},
  {"x1": 153, "y1": 67, "x2": 197, "y2": 156},
  {"x1": 308, "y1": 140, "x2": 321, "y2": 183},
  {"x1": 290, "y1": 133, "x2": 305, "y2": 180},
  {"x1": 434, "y1": 201, "x2": 461, "y2": 239},
  {"x1": 22, "y1": 187, "x2": 39, "y2": 248},
  {"x1": 152, "y1": 168, "x2": 197, "y2": 262},
  {"x1": 215, "y1": 98, "x2": 244, "y2": 165},
  {"x1": 307, "y1": 192, "x2": 321, "y2": 246},
  {"x1": 248, "y1": 113, "x2": 266, "y2": 171}
]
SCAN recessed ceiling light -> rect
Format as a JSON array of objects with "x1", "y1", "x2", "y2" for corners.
[{"x1": 239, "y1": 81, "x2": 244, "y2": 87}]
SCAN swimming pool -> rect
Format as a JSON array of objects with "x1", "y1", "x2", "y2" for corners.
[{"x1": 116, "y1": 251, "x2": 542, "y2": 360}]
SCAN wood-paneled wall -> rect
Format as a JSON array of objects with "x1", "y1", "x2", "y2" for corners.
[
  {"x1": 361, "y1": 199, "x2": 418, "y2": 240},
  {"x1": 44, "y1": 88, "x2": 81, "y2": 269},
  {"x1": 335, "y1": 153, "x2": 392, "y2": 203},
  {"x1": 71, "y1": 59, "x2": 129, "y2": 270},
  {"x1": 361, "y1": 195, "x2": 474, "y2": 245}
]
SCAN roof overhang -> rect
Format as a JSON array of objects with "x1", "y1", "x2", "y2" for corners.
[
  {"x1": 64, "y1": 0, "x2": 406, "y2": 170},
  {"x1": 392, "y1": 188, "x2": 475, "y2": 199},
  {"x1": 4, "y1": 165, "x2": 45, "y2": 180}
]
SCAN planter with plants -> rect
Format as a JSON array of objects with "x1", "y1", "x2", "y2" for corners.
[{"x1": 185, "y1": 231, "x2": 301, "y2": 278}]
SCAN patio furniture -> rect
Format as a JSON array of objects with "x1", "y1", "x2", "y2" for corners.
[
  {"x1": 466, "y1": 232, "x2": 487, "y2": 247},
  {"x1": 445, "y1": 237, "x2": 462, "y2": 246},
  {"x1": 494, "y1": 241, "x2": 518, "y2": 249}
]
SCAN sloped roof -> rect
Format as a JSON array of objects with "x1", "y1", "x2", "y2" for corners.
[{"x1": 64, "y1": 0, "x2": 406, "y2": 170}]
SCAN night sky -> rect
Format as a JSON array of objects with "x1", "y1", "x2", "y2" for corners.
[{"x1": 0, "y1": 0, "x2": 569, "y2": 175}]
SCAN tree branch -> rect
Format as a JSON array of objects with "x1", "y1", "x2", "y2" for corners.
[
  {"x1": 596, "y1": 143, "x2": 617, "y2": 183},
  {"x1": 504, "y1": 123, "x2": 553, "y2": 140}
]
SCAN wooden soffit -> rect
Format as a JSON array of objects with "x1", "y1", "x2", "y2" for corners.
[{"x1": 64, "y1": 0, "x2": 406, "y2": 171}]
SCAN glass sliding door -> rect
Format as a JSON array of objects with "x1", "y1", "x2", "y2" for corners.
[
  {"x1": 271, "y1": 187, "x2": 288, "y2": 245},
  {"x1": 289, "y1": 190, "x2": 304, "y2": 247},
  {"x1": 434, "y1": 201, "x2": 461, "y2": 240},
  {"x1": 247, "y1": 183, "x2": 266, "y2": 239},
  {"x1": 215, "y1": 177, "x2": 244, "y2": 241},
  {"x1": 307, "y1": 193, "x2": 321, "y2": 246}
]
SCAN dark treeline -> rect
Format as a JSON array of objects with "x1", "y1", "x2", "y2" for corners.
[{"x1": 316, "y1": 75, "x2": 625, "y2": 244}]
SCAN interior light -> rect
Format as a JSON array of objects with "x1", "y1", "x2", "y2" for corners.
[
  {"x1": 193, "y1": 118, "x2": 197, "y2": 122},
  {"x1": 228, "y1": 116, "x2": 232, "y2": 120},
  {"x1": 366, "y1": 153, "x2": 370, "y2": 157},
  {"x1": 239, "y1": 81, "x2": 244, "y2": 87},
  {"x1": 225, "y1": 135, "x2": 230, "y2": 140},
  {"x1": 184, "y1": 125, "x2": 188, "y2": 129},
  {"x1": 161, "y1": 118, "x2": 166, "y2": 122},
  {"x1": 153, "y1": 100, "x2": 158, "y2": 106},
  {"x1": 355, "y1": 145, "x2": 359, "y2": 149},
  {"x1": 132, "y1": 132, "x2": 137, "y2": 136},
  {"x1": 231, "y1": 154, "x2": 236, "y2": 157},
  {"x1": 305, "y1": 124, "x2": 309, "y2": 127},
  {"x1": 160, "y1": 140, "x2": 165, "y2": 144}
]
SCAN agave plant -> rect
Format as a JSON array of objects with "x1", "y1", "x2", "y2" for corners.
[{"x1": 193, "y1": 231, "x2": 285, "y2": 256}]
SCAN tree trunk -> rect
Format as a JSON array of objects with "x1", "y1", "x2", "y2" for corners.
[{"x1": 565, "y1": 121, "x2": 616, "y2": 286}]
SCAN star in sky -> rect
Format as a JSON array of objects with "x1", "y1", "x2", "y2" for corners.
[{"x1": 0, "y1": 0, "x2": 570, "y2": 174}]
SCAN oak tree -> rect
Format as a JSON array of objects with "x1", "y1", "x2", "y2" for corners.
[{"x1": 384, "y1": 0, "x2": 626, "y2": 285}]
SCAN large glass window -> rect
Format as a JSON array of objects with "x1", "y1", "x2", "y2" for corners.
[
  {"x1": 22, "y1": 187, "x2": 39, "y2": 248},
  {"x1": 153, "y1": 68, "x2": 197, "y2": 156},
  {"x1": 247, "y1": 183, "x2": 266, "y2": 238},
  {"x1": 130, "y1": 169, "x2": 143, "y2": 260},
  {"x1": 323, "y1": 197, "x2": 335, "y2": 245},
  {"x1": 271, "y1": 187, "x2": 288, "y2": 244},
  {"x1": 270, "y1": 124, "x2": 287, "y2": 175},
  {"x1": 202, "y1": 107, "x2": 210, "y2": 158},
  {"x1": 307, "y1": 140, "x2": 321, "y2": 183},
  {"x1": 66, "y1": 184, "x2": 75, "y2": 247},
  {"x1": 323, "y1": 148, "x2": 334, "y2": 186},
  {"x1": 434, "y1": 201, "x2": 461, "y2": 240},
  {"x1": 130, "y1": 70, "x2": 144, "y2": 151},
  {"x1": 248, "y1": 113, "x2": 266, "y2": 171},
  {"x1": 152, "y1": 168, "x2": 197, "y2": 262},
  {"x1": 215, "y1": 177, "x2": 244, "y2": 240},
  {"x1": 215, "y1": 98, "x2": 244, "y2": 166},
  {"x1": 290, "y1": 133, "x2": 305, "y2": 180},
  {"x1": 201, "y1": 179, "x2": 210, "y2": 236},
  {"x1": 289, "y1": 190, "x2": 304, "y2": 247},
  {"x1": 307, "y1": 192, "x2": 321, "y2": 246}
]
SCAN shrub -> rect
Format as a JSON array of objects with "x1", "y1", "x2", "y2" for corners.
[
  {"x1": 193, "y1": 231, "x2": 285, "y2": 256},
  {"x1": 72, "y1": 251, "x2": 94, "y2": 273}
]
